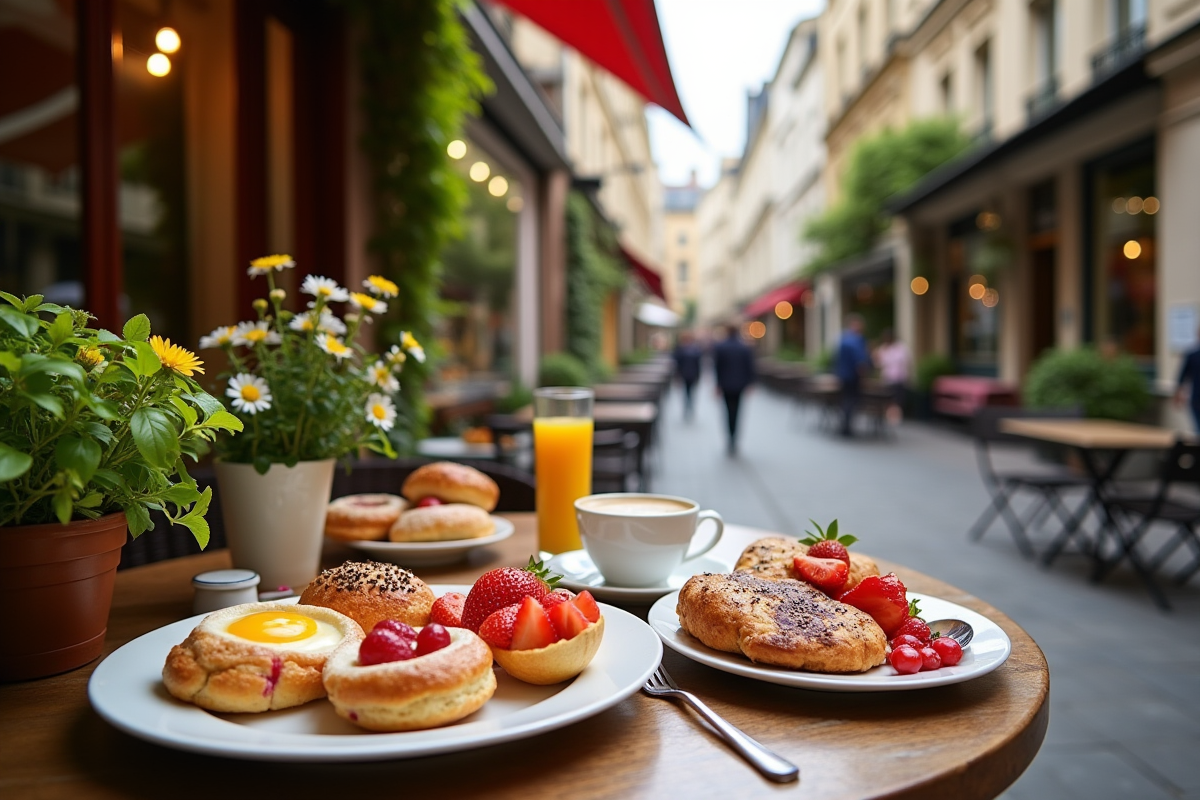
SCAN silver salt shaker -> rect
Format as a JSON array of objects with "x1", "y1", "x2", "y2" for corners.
[{"x1": 192, "y1": 569, "x2": 261, "y2": 615}]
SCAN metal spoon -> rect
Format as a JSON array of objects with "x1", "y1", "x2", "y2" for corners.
[{"x1": 926, "y1": 618, "x2": 974, "y2": 647}]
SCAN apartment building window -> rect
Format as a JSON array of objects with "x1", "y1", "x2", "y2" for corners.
[
  {"x1": 677, "y1": 260, "x2": 688, "y2": 285},
  {"x1": 1113, "y1": 0, "x2": 1148, "y2": 34},
  {"x1": 940, "y1": 72, "x2": 954, "y2": 113},
  {"x1": 975, "y1": 41, "x2": 993, "y2": 136},
  {"x1": 858, "y1": 3, "x2": 870, "y2": 76},
  {"x1": 1095, "y1": 0, "x2": 1147, "y2": 77},
  {"x1": 1029, "y1": 0, "x2": 1058, "y2": 118},
  {"x1": 677, "y1": 231, "x2": 687, "y2": 245}
]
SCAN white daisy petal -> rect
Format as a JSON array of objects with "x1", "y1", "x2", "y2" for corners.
[
  {"x1": 301, "y1": 275, "x2": 349, "y2": 303},
  {"x1": 199, "y1": 325, "x2": 237, "y2": 350},
  {"x1": 225, "y1": 373, "x2": 273, "y2": 415},
  {"x1": 364, "y1": 393, "x2": 396, "y2": 431},
  {"x1": 316, "y1": 333, "x2": 352, "y2": 361},
  {"x1": 366, "y1": 360, "x2": 400, "y2": 393},
  {"x1": 232, "y1": 320, "x2": 281, "y2": 347}
]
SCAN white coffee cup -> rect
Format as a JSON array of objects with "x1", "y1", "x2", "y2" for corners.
[{"x1": 574, "y1": 493, "x2": 724, "y2": 587}]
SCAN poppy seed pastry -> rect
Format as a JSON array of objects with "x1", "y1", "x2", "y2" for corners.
[
  {"x1": 162, "y1": 602, "x2": 363, "y2": 713},
  {"x1": 401, "y1": 462, "x2": 500, "y2": 511},
  {"x1": 734, "y1": 537, "x2": 880, "y2": 591},
  {"x1": 299, "y1": 560, "x2": 435, "y2": 632},
  {"x1": 325, "y1": 493, "x2": 408, "y2": 541},
  {"x1": 389, "y1": 503, "x2": 495, "y2": 542}
]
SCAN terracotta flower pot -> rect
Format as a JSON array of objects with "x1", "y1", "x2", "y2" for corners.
[{"x1": 0, "y1": 512, "x2": 128, "y2": 682}]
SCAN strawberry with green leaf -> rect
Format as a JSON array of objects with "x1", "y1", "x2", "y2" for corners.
[{"x1": 800, "y1": 519, "x2": 858, "y2": 565}]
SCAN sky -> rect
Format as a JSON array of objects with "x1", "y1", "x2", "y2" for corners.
[{"x1": 649, "y1": 0, "x2": 824, "y2": 188}]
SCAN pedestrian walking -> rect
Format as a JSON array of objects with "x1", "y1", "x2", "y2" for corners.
[
  {"x1": 712, "y1": 325, "x2": 756, "y2": 455},
  {"x1": 834, "y1": 314, "x2": 870, "y2": 437},
  {"x1": 673, "y1": 331, "x2": 703, "y2": 421},
  {"x1": 874, "y1": 328, "x2": 912, "y2": 424},
  {"x1": 1174, "y1": 324, "x2": 1200, "y2": 432}
]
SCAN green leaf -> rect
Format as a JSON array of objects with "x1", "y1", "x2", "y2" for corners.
[
  {"x1": 837, "y1": 534, "x2": 859, "y2": 547},
  {"x1": 24, "y1": 392, "x2": 64, "y2": 418},
  {"x1": 130, "y1": 408, "x2": 180, "y2": 469},
  {"x1": 92, "y1": 468, "x2": 122, "y2": 490},
  {"x1": 0, "y1": 306, "x2": 38, "y2": 337},
  {"x1": 83, "y1": 394, "x2": 120, "y2": 420},
  {"x1": 253, "y1": 454, "x2": 273, "y2": 475},
  {"x1": 0, "y1": 290, "x2": 20, "y2": 307},
  {"x1": 48, "y1": 312, "x2": 73, "y2": 349},
  {"x1": 169, "y1": 396, "x2": 199, "y2": 426},
  {"x1": 97, "y1": 329, "x2": 122, "y2": 343},
  {"x1": 128, "y1": 341, "x2": 161, "y2": 378},
  {"x1": 82, "y1": 421, "x2": 114, "y2": 445},
  {"x1": 0, "y1": 442, "x2": 33, "y2": 481},
  {"x1": 827, "y1": 519, "x2": 839, "y2": 540},
  {"x1": 32, "y1": 302, "x2": 69, "y2": 315},
  {"x1": 187, "y1": 391, "x2": 225, "y2": 420},
  {"x1": 122, "y1": 313, "x2": 151, "y2": 342},
  {"x1": 0, "y1": 351, "x2": 19, "y2": 372},
  {"x1": 202, "y1": 408, "x2": 244, "y2": 433},
  {"x1": 22, "y1": 294, "x2": 44, "y2": 313},
  {"x1": 77, "y1": 491, "x2": 104, "y2": 509},
  {"x1": 161, "y1": 482, "x2": 202, "y2": 506},
  {"x1": 55, "y1": 435, "x2": 102, "y2": 485},
  {"x1": 53, "y1": 488, "x2": 73, "y2": 524},
  {"x1": 179, "y1": 514, "x2": 210, "y2": 549},
  {"x1": 20, "y1": 353, "x2": 86, "y2": 384},
  {"x1": 125, "y1": 502, "x2": 153, "y2": 537}
]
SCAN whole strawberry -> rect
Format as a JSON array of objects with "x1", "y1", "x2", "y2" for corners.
[
  {"x1": 800, "y1": 518, "x2": 858, "y2": 565},
  {"x1": 461, "y1": 557, "x2": 561, "y2": 632}
]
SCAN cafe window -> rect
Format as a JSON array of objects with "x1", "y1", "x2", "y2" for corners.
[
  {"x1": 948, "y1": 214, "x2": 999, "y2": 374},
  {"x1": 0, "y1": 0, "x2": 83, "y2": 305},
  {"x1": 1087, "y1": 139, "x2": 1156, "y2": 362}
]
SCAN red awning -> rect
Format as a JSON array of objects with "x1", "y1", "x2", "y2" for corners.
[
  {"x1": 743, "y1": 281, "x2": 809, "y2": 318},
  {"x1": 490, "y1": 0, "x2": 689, "y2": 126},
  {"x1": 621, "y1": 245, "x2": 666, "y2": 300}
]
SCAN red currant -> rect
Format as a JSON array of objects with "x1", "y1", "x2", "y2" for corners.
[
  {"x1": 891, "y1": 634, "x2": 924, "y2": 650},
  {"x1": 930, "y1": 637, "x2": 963, "y2": 666},
  {"x1": 416, "y1": 496, "x2": 444, "y2": 508},
  {"x1": 888, "y1": 644, "x2": 923, "y2": 674},
  {"x1": 415, "y1": 623, "x2": 452, "y2": 656},
  {"x1": 919, "y1": 646, "x2": 942, "y2": 671},
  {"x1": 373, "y1": 619, "x2": 418, "y2": 644},
  {"x1": 359, "y1": 628, "x2": 415, "y2": 665}
]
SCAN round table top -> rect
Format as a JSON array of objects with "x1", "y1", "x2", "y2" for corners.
[{"x1": 0, "y1": 514, "x2": 1048, "y2": 800}]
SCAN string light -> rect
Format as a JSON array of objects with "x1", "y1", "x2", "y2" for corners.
[
  {"x1": 469, "y1": 162, "x2": 490, "y2": 182},
  {"x1": 147, "y1": 53, "x2": 171, "y2": 77},
  {"x1": 506, "y1": 196, "x2": 524, "y2": 213},
  {"x1": 155, "y1": 27, "x2": 181, "y2": 54},
  {"x1": 747, "y1": 321, "x2": 766, "y2": 339},
  {"x1": 969, "y1": 283, "x2": 986, "y2": 300},
  {"x1": 774, "y1": 301, "x2": 793, "y2": 320},
  {"x1": 1125, "y1": 196, "x2": 1143, "y2": 214},
  {"x1": 982, "y1": 288, "x2": 999, "y2": 308},
  {"x1": 1123, "y1": 240, "x2": 1142, "y2": 259},
  {"x1": 447, "y1": 140, "x2": 466, "y2": 159},
  {"x1": 488, "y1": 176, "x2": 508, "y2": 197},
  {"x1": 1112, "y1": 197, "x2": 1126, "y2": 214},
  {"x1": 910, "y1": 277, "x2": 929, "y2": 295},
  {"x1": 1143, "y1": 196, "x2": 1160, "y2": 214}
]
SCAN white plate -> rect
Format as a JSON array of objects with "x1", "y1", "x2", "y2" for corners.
[
  {"x1": 649, "y1": 591, "x2": 1011, "y2": 692},
  {"x1": 88, "y1": 586, "x2": 662, "y2": 762},
  {"x1": 341, "y1": 516, "x2": 515, "y2": 566},
  {"x1": 548, "y1": 549, "x2": 731, "y2": 603}
]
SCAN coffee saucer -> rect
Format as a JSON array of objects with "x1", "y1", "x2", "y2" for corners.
[{"x1": 546, "y1": 550, "x2": 732, "y2": 603}]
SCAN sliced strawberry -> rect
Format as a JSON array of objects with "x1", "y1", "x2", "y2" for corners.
[
  {"x1": 793, "y1": 554, "x2": 849, "y2": 595},
  {"x1": 478, "y1": 604, "x2": 520, "y2": 649},
  {"x1": 541, "y1": 588, "x2": 576, "y2": 610},
  {"x1": 461, "y1": 557, "x2": 561, "y2": 632},
  {"x1": 548, "y1": 600, "x2": 590, "y2": 640},
  {"x1": 511, "y1": 596, "x2": 559, "y2": 650},
  {"x1": 429, "y1": 592, "x2": 466, "y2": 628},
  {"x1": 837, "y1": 573, "x2": 909, "y2": 636},
  {"x1": 571, "y1": 590, "x2": 601, "y2": 623}
]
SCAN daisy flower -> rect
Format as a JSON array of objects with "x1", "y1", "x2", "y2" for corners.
[
  {"x1": 288, "y1": 314, "x2": 317, "y2": 333},
  {"x1": 316, "y1": 333, "x2": 352, "y2": 361},
  {"x1": 301, "y1": 275, "x2": 349, "y2": 303},
  {"x1": 385, "y1": 344, "x2": 407, "y2": 370},
  {"x1": 150, "y1": 336, "x2": 204, "y2": 376},
  {"x1": 400, "y1": 331, "x2": 425, "y2": 363},
  {"x1": 363, "y1": 275, "x2": 399, "y2": 298},
  {"x1": 319, "y1": 313, "x2": 348, "y2": 335},
  {"x1": 76, "y1": 346, "x2": 105, "y2": 368},
  {"x1": 366, "y1": 360, "x2": 400, "y2": 393},
  {"x1": 198, "y1": 325, "x2": 237, "y2": 350},
  {"x1": 364, "y1": 393, "x2": 396, "y2": 431},
  {"x1": 348, "y1": 292, "x2": 387, "y2": 315},
  {"x1": 225, "y1": 373, "x2": 272, "y2": 415},
  {"x1": 247, "y1": 254, "x2": 295, "y2": 276},
  {"x1": 232, "y1": 320, "x2": 281, "y2": 347}
]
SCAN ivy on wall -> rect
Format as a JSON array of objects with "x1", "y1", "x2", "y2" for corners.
[
  {"x1": 342, "y1": 0, "x2": 492, "y2": 445},
  {"x1": 565, "y1": 191, "x2": 626, "y2": 380}
]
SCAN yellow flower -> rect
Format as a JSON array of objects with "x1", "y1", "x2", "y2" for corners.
[
  {"x1": 364, "y1": 275, "x2": 399, "y2": 298},
  {"x1": 349, "y1": 292, "x2": 387, "y2": 314},
  {"x1": 316, "y1": 333, "x2": 352, "y2": 361},
  {"x1": 150, "y1": 336, "x2": 204, "y2": 376},
  {"x1": 76, "y1": 346, "x2": 104, "y2": 368},
  {"x1": 247, "y1": 254, "x2": 296, "y2": 276}
]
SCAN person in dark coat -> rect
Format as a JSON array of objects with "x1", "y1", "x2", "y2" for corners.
[
  {"x1": 834, "y1": 313, "x2": 870, "y2": 437},
  {"x1": 1175, "y1": 324, "x2": 1200, "y2": 432},
  {"x1": 712, "y1": 325, "x2": 756, "y2": 455},
  {"x1": 673, "y1": 331, "x2": 704, "y2": 421}
]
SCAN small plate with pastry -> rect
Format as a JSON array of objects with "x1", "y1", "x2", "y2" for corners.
[
  {"x1": 324, "y1": 462, "x2": 516, "y2": 566},
  {"x1": 88, "y1": 572, "x2": 662, "y2": 762}
]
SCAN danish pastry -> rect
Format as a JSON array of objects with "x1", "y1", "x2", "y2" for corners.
[
  {"x1": 735, "y1": 537, "x2": 880, "y2": 591},
  {"x1": 389, "y1": 503, "x2": 495, "y2": 542},
  {"x1": 325, "y1": 494, "x2": 407, "y2": 541},
  {"x1": 300, "y1": 560, "x2": 435, "y2": 632}
]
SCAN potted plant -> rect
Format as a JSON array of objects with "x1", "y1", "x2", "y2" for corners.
[
  {"x1": 201, "y1": 256, "x2": 423, "y2": 591},
  {"x1": 0, "y1": 294, "x2": 239, "y2": 680}
]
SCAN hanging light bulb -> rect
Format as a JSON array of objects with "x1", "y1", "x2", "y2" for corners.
[
  {"x1": 155, "y1": 27, "x2": 181, "y2": 54},
  {"x1": 147, "y1": 53, "x2": 171, "y2": 77}
]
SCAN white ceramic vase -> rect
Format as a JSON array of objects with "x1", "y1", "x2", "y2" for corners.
[{"x1": 214, "y1": 459, "x2": 335, "y2": 592}]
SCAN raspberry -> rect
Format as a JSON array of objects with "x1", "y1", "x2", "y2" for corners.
[
  {"x1": 373, "y1": 619, "x2": 418, "y2": 644},
  {"x1": 359, "y1": 628, "x2": 415, "y2": 665},
  {"x1": 415, "y1": 623, "x2": 452, "y2": 656}
]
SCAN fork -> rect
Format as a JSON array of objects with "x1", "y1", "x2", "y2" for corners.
[{"x1": 643, "y1": 664, "x2": 799, "y2": 783}]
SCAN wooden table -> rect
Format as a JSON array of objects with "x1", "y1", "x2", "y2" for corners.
[
  {"x1": 1000, "y1": 418, "x2": 1177, "y2": 605},
  {"x1": 591, "y1": 383, "x2": 662, "y2": 403},
  {"x1": 0, "y1": 516, "x2": 1048, "y2": 799}
]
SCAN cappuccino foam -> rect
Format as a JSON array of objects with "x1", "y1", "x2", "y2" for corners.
[{"x1": 578, "y1": 496, "x2": 693, "y2": 516}]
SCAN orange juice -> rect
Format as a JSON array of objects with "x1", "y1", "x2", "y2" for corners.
[{"x1": 534, "y1": 417, "x2": 594, "y2": 553}]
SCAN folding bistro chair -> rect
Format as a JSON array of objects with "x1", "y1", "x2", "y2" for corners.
[
  {"x1": 967, "y1": 407, "x2": 1090, "y2": 558},
  {"x1": 1094, "y1": 439, "x2": 1200, "y2": 610}
]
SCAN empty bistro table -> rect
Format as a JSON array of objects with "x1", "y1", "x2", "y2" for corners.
[{"x1": 0, "y1": 515, "x2": 1048, "y2": 800}]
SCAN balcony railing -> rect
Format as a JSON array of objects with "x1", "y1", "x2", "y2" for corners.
[
  {"x1": 1092, "y1": 24, "x2": 1146, "y2": 80},
  {"x1": 1026, "y1": 76, "x2": 1059, "y2": 122}
]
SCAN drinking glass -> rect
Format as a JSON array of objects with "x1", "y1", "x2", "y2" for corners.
[{"x1": 533, "y1": 387, "x2": 594, "y2": 554}]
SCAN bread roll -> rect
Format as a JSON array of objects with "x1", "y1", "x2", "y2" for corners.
[
  {"x1": 389, "y1": 503, "x2": 495, "y2": 542},
  {"x1": 324, "y1": 494, "x2": 407, "y2": 541},
  {"x1": 402, "y1": 462, "x2": 500, "y2": 511},
  {"x1": 300, "y1": 561, "x2": 435, "y2": 632}
]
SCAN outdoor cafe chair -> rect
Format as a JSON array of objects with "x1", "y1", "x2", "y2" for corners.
[
  {"x1": 968, "y1": 407, "x2": 1090, "y2": 558},
  {"x1": 592, "y1": 428, "x2": 643, "y2": 493},
  {"x1": 1093, "y1": 439, "x2": 1200, "y2": 610}
]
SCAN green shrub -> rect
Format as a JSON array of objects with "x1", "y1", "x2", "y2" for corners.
[
  {"x1": 775, "y1": 344, "x2": 806, "y2": 363},
  {"x1": 538, "y1": 353, "x2": 591, "y2": 388},
  {"x1": 620, "y1": 347, "x2": 652, "y2": 366},
  {"x1": 915, "y1": 353, "x2": 956, "y2": 393},
  {"x1": 494, "y1": 382, "x2": 533, "y2": 414},
  {"x1": 1024, "y1": 347, "x2": 1149, "y2": 421},
  {"x1": 816, "y1": 347, "x2": 835, "y2": 374}
]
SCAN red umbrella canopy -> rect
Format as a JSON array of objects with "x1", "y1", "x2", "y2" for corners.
[{"x1": 490, "y1": 0, "x2": 689, "y2": 126}]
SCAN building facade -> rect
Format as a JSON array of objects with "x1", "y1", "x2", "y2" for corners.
[{"x1": 661, "y1": 174, "x2": 701, "y2": 318}]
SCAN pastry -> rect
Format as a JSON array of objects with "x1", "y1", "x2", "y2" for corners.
[
  {"x1": 490, "y1": 614, "x2": 605, "y2": 685},
  {"x1": 676, "y1": 572, "x2": 887, "y2": 673},
  {"x1": 300, "y1": 560, "x2": 435, "y2": 632},
  {"x1": 401, "y1": 461, "x2": 500, "y2": 511},
  {"x1": 324, "y1": 494, "x2": 407, "y2": 541},
  {"x1": 162, "y1": 602, "x2": 363, "y2": 712},
  {"x1": 735, "y1": 537, "x2": 880, "y2": 591},
  {"x1": 323, "y1": 626, "x2": 497, "y2": 731},
  {"x1": 389, "y1": 503, "x2": 495, "y2": 542}
]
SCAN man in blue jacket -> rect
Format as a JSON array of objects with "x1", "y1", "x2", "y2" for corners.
[
  {"x1": 834, "y1": 314, "x2": 870, "y2": 437},
  {"x1": 673, "y1": 331, "x2": 704, "y2": 421},
  {"x1": 1175, "y1": 324, "x2": 1200, "y2": 432},
  {"x1": 713, "y1": 325, "x2": 756, "y2": 455}
]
